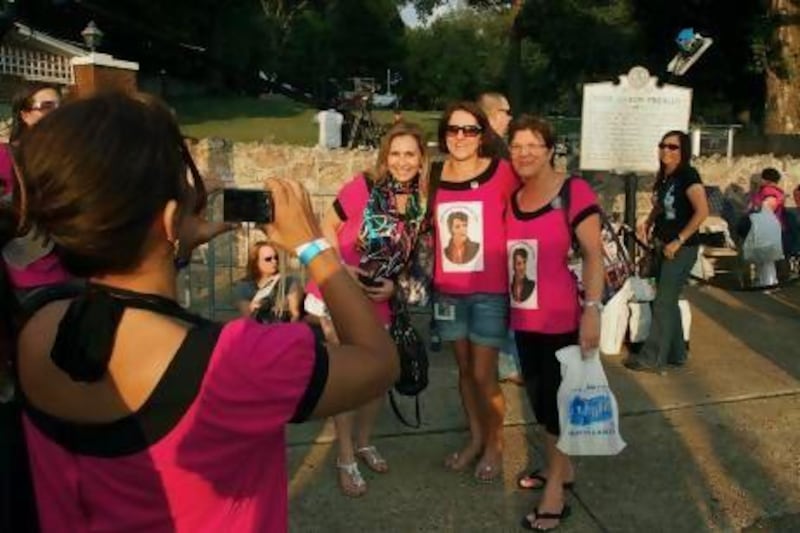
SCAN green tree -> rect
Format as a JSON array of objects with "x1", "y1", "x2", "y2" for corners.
[{"x1": 404, "y1": 9, "x2": 512, "y2": 107}]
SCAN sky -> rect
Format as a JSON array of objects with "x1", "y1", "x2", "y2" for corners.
[{"x1": 400, "y1": 0, "x2": 462, "y2": 28}]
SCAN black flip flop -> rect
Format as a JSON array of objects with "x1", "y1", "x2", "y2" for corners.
[
  {"x1": 520, "y1": 505, "x2": 572, "y2": 531},
  {"x1": 517, "y1": 469, "x2": 575, "y2": 491}
]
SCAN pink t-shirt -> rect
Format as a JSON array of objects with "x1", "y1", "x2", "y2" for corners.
[
  {"x1": 433, "y1": 158, "x2": 518, "y2": 294},
  {"x1": 0, "y1": 144, "x2": 71, "y2": 290},
  {"x1": 23, "y1": 319, "x2": 325, "y2": 533},
  {"x1": 506, "y1": 177, "x2": 599, "y2": 334},
  {"x1": 751, "y1": 183, "x2": 786, "y2": 229},
  {"x1": 306, "y1": 174, "x2": 391, "y2": 324}
]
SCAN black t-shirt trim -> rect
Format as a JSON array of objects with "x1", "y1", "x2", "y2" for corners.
[
  {"x1": 289, "y1": 333, "x2": 329, "y2": 424},
  {"x1": 572, "y1": 205, "x2": 601, "y2": 229},
  {"x1": 21, "y1": 322, "x2": 222, "y2": 457},
  {"x1": 510, "y1": 185, "x2": 556, "y2": 220},
  {"x1": 438, "y1": 158, "x2": 500, "y2": 191},
  {"x1": 333, "y1": 198, "x2": 347, "y2": 222}
]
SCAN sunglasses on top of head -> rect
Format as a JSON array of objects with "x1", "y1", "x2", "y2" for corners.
[
  {"x1": 658, "y1": 142, "x2": 681, "y2": 151},
  {"x1": 446, "y1": 125, "x2": 483, "y2": 138}
]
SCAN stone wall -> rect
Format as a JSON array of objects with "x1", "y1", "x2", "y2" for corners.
[{"x1": 190, "y1": 139, "x2": 800, "y2": 220}]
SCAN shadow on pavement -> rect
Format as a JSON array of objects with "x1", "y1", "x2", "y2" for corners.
[{"x1": 280, "y1": 285, "x2": 800, "y2": 531}]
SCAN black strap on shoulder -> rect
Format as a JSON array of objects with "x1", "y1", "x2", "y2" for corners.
[
  {"x1": 556, "y1": 176, "x2": 579, "y2": 253},
  {"x1": 21, "y1": 282, "x2": 210, "y2": 383}
]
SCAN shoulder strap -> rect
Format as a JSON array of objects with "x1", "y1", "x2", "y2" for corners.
[
  {"x1": 388, "y1": 390, "x2": 422, "y2": 429},
  {"x1": 17, "y1": 282, "x2": 85, "y2": 327},
  {"x1": 556, "y1": 176, "x2": 579, "y2": 252},
  {"x1": 20, "y1": 282, "x2": 208, "y2": 328}
]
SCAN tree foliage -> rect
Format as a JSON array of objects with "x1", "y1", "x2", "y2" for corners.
[{"x1": 9, "y1": 0, "x2": 800, "y2": 130}]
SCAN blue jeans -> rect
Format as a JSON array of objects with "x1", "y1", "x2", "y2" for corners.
[
  {"x1": 433, "y1": 292, "x2": 509, "y2": 349},
  {"x1": 636, "y1": 245, "x2": 698, "y2": 367}
]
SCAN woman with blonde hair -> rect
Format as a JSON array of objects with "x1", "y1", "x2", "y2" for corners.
[{"x1": 305, "y1": 121, "x2": 430, "y2": 497}]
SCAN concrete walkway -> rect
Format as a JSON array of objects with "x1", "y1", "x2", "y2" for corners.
[{"x1": 286, "y1": 283, "x2": 800, "y2": 532}]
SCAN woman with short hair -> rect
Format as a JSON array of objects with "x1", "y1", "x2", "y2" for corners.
[{"x1": 506, "y1": 114, "x2": 604, "y2": 531}]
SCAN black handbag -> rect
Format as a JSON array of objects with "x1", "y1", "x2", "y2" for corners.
[{"x1": 387, "y1": 298, "x2": 428, "y2": 428}]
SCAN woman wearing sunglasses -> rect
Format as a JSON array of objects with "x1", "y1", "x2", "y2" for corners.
[
  {"x1": 1, "y1": 83, "x2": 71, "y2": 298},
  {"x1": 626, "y1": 130, "x2": 708, "y2": 372},
  {"x1": 234, "y1": 241, "x2": 302, "y2": 323},
  {"x1": 431, "y1": 101, "x2": 518, "y2": 483}
]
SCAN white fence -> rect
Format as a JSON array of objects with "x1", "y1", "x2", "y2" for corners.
[{"x1": 0, "y1": 46, "x2": 74, "y2": 84}]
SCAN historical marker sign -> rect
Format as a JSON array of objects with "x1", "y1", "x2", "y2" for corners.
[{"x1": 579, "y1": 66, "x2": 692, "y2": 173}]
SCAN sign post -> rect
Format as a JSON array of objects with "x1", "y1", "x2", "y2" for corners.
[{"x1": 579, "y1": 66, "x2": 692, "y2": 252}]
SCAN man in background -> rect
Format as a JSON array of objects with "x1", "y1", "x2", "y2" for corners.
[
  {"x1": 477, "y1": 92, "x2": 512, "y2": 160},
  {"x1": 477, "y1": 92, "x2": 522, "y2": 384}
]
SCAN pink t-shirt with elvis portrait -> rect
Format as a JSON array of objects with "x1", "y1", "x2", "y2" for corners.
[
  {"x1": 433, "y1": 158, "x2": 518, "y2": 295},
  {"x1": 305, "y1": 174, "x2": 392, "y2": 325},
  {"x1": 506, "y1": 177, "x2": 600, "y2": 334}
]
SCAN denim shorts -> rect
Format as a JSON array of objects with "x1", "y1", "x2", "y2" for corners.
[{"x1": 432, "y1": 292, "x2": 509, "y2": 349}]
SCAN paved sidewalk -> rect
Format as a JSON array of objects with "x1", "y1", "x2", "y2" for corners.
[{"x1": 287, "y1": 283, "x2": 800, "y2": 532}]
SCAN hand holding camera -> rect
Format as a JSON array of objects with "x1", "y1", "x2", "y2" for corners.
[{"x1": 260, "y1": 178, "x2": 322, "y2": 252}]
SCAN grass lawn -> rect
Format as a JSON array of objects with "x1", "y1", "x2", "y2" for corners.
[{"x1": 174, "y1": 94, "x2": 441, "y2": 145}]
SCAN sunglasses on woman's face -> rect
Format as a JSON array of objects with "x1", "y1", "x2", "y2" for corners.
[
  {"x1": 262, "y1": 255, "x2": 277, "y2": 262},
  {"x1": 658, "y1": 142, "x2": 680, "y2": 151},
  {"x1": 28, "y1": 100, "x2": 60, "y2": 112},
  {"x1": 446, "y1": 125, "x2": 482, "y2": 138}
]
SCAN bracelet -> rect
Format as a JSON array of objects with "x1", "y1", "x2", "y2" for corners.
[
  {"x1": 295, "y1": 238, "x2": 332, "y2": 266},
  {"x1": 584, "y1": 300, "x2": 604, "y2": 312}
]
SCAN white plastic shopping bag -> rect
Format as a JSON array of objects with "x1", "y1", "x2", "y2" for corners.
[
  {"x1": 555, "y1": 346, "x2": 626, "y2": 456},
  {"x1": 599, "y1": 279, "x2": 632, "y2": 355},
  {"x1": 627, "y1": 302, "x2": 652, "y2": 343},
  {"x1": 678, "y1": 299, "x2": 692, "y2": 342},
  {"x1": 629, "y1": 276, "x2": 656, "y2": 302},
  {"x1": 743, "y1": 210, "x2": 784, "y2": 263}
]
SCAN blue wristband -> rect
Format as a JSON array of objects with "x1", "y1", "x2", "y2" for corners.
[{"x1": 296, "y1": 238, "x2": 332, "y2": 266}]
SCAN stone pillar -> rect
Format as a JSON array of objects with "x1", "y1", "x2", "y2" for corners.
[{"x1": 70, "y1": 53, "x2": 139, "y2": 98}]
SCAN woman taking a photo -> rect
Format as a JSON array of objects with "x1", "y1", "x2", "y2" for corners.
[
  {"x1": 6, "y1": 92, "x2": 397, "y2": 531},
  {"x1": 506, "y1": 115, "x2": 604, "y2": 531},
  {"x1": 234, "y1": 240, "x2": 302, "y2": 322},
  {"x1": 305, "y1": 121, "x2": 430, "y2": 497},
  {"x1": 627, "y1": 130, "x2": 708, "y2": 371},
  {"x1": 431, "y1": 101, "x2": 517, "y2": 482}
]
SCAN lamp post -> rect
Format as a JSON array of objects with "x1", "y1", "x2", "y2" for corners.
[{"x1": 81, "y1": 20, "x2": 103, "y2": 52}]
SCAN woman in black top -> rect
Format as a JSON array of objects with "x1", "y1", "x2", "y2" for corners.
[{"x1": 626, "y1": 130, "x2": 708, "y2": 372}]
